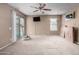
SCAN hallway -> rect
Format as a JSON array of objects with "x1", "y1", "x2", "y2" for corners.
[{"x1": 0, "y1": 36, "x2": 79, "y2": 55}]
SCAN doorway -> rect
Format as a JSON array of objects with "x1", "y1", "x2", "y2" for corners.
[
  {"x1": 16, "y1": 16, "x2": 25, "y2": 39},
  {"x1": 12, "y1": 10, "x2": 25, "y2": 42}
]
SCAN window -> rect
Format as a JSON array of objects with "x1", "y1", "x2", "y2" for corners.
[{"x1": 50, "y1": 18, "x2": 58, "y2": 31}]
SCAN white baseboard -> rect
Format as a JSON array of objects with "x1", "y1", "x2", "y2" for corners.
[{"x1": 0, "y1": 42, "x2": 14, "y2": 50}]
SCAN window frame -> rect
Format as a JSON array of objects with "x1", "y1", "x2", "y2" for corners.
[{"x1": 50, "y1": 17, "x2": 58, "y2": 31}]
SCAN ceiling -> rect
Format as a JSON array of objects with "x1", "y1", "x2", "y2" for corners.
[{"x1": 9, "y1": 3, "x2": 79, "y2": 15}]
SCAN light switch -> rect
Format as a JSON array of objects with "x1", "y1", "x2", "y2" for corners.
[{"x1": 9, "y1": 27, "x2": 12, "y2": 30}]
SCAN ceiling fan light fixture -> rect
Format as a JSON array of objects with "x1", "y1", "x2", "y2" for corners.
[
  {"x1": 42, "y1": 11, "x2": 45, "y2": 14},
  {"x1": 31, "y1": 3, "x2": 52, "y2": 14}
]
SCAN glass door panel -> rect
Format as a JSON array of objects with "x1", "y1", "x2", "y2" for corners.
[
  {"x1": 20, "y1": 17, "x2": 24, "y2": 38},
  {"x1": 16, "y1": 16, "x2": 20, "y2": 39}
]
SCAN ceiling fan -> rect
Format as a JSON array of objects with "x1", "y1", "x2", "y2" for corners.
[{"x1": 31, "y1": 3, "x2": 52, "y2": 13}]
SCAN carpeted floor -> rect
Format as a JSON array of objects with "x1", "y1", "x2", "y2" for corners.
[{"x1": 0, "y1": 35, "x2": 79, "y2": 55}]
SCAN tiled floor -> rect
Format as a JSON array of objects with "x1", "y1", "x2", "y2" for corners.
[{"x1": 0, "y1": 35, "x2": 79, "y2": 55}]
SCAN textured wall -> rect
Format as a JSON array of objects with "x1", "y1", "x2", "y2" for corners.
[
  {"x1": 0, "y1": 4, "x2": 26, "y2": 48},
  {"x1": 0, "y1": 4, "x2": 12, "y2": 48},
  {"x1": 26, "y1": 15, "x2": 62, "y2": 36},
  {"x1": 61, "y1": 7, "x2": 79, "y2": 42}
]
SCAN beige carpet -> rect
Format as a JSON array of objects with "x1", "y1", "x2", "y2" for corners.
[{"x1": 0, "y1": 35, "x2": 79, "y2": 55}]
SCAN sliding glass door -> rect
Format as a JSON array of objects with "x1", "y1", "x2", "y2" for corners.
[
  {"x1": 16, "y1": 16, "x2": 20, "y2": 39},
  {"x1": 16, "y1": 16, "x2": 24, "y2": 39},
  {"x1": 20, "y1": 17, "x2": 25, "y2": 38},
  {"x1": 12, "y1": 10, "x2": 25, "y2": 41},
  {"x1": 16, "y1": 16, "x2": 25, "y2": 39}
]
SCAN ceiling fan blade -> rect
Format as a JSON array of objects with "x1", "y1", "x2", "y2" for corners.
[
  {"x1": 39, "y1": 3, "x2": 42, "y2": 7},
  {"x1": 41, "y1": 4, "x2": 46, "y2": 9},
  {"x1": 42, "y1": 4, "x2": 46, "y2": 8},
  {"x1": 33, "y1": 10, "x2": 39, "y2": 12},
  {"x1": 39, "y1": 3, "x2": 46, "y2": 9},
  {"x1": 43, "y1": 9, "x2": 52, "y2": 11}
]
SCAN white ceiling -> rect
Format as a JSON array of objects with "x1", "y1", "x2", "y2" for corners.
[{"x1": 9, "y1": 3, "x2": 79, "y2": 15}]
